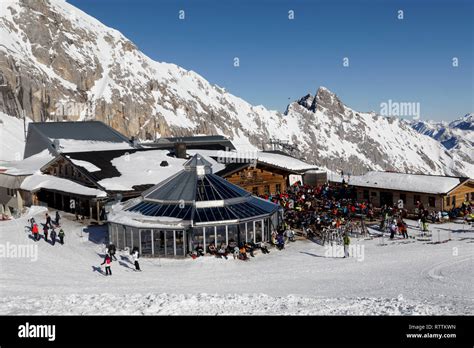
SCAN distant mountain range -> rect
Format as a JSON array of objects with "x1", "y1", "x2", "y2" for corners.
[{"x1": 0, "y1": 0, "x2": 472, "y2": 177}]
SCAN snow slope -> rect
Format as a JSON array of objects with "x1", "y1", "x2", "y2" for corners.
[
  {"x1": 0, "y1": 207, "x2": 473, "y2": 315},
  {"x1": 0, "y1": 111, "x2": 29, "y2": 162}
]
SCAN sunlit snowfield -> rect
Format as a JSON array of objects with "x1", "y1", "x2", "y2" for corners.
[{"x1": 0, "y1": 206, "x2": 473, "y2": 315}]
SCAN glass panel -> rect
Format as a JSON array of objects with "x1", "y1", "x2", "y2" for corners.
[
  {"x1": 205, "y1": 226, "x2": 216, "y2": 253},
  {"x1": 255, "y1": 220, "x2": 262, "y2": 243},
  {"x1": 264, "y1": 218, "x2": 270, "y2": 241},
  {"x1": 238, "y1": 223, "x2": 246, "y2": 245},
  {"x1": 175, "y1": 230, "x2": 184, "y2": 256},
  {"x1": 192, "y1": 227, "x2": 204, "y2": 251},
  {"x1": 153, "y1": 230, "x2": 162, "y2": 257},
  {"x1": 216, "y1": 225, "x2": 226, "y2": 248},
  {"x1": 165, "y1": 230, "x2": 174, "y2": 256},
  {"x1": 247, "y1": 221, "x2": 255, "y2": 243},
  {"x1": 126, "y1": 227, "x2": 133, "y2": 249},
  {"x1": 109, "y1": 224, "x2": 116, "y2": 245},
  {"x1": 140, "y1": 229, "x2": 152, "y2": 255},
  {"x1": 132, "y1": 228, "x2": 139, "y2": 250},
  {"x1": 227, "y1": 224, "x2": 238, "y2": 246},
  {"x1": 117, "y1": 225, "x2": 125, "y2": 249}
]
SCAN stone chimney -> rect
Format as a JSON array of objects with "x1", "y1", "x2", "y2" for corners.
[{"x1": 175, "y1": 142, "x2": 187, "y2": 159}]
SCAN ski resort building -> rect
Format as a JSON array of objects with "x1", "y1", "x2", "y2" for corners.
[
  {"x1": 185, "y1": 149, "x2": 325, "y2": 195},
  {"x1": 24, "y1": 121, "x2": 137, "y2": 158},
  {"x1": 335, "y1": 171, "x2": 474, "y2": 212},
  {"x1": 107, "y1": 154, "x2": 282, "y2": 257}
]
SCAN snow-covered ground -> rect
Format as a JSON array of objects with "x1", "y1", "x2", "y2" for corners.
[{"x1": 0, "y1": 207, "x2": 473, "y2": 315}]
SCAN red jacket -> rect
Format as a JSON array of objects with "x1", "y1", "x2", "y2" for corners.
[{"x1": 32, "y1": 224, "x2": 38, "y2": 234}]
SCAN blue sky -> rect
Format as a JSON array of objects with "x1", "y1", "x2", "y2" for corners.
[{"x1": 68, "y1": 0, "x2": 473, "y2": 121}]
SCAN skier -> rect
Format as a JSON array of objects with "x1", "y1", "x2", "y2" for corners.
[
  {"x1": 101, "y1": 254, "x2": 112, "y2": 276},
  {"x1": 389, "y1": 221, "x2": 397, "y2": 239},
  {"x1": 132, "y1": 248, "x2": 141, "y2": 271},
  {"x1": 55, "y1": 211, "x2": 60, "y2": 226},
  {"x1": 108, "y1": 244, "x2": 117, "y2": 261},
  {"x1": 50, "y1": 228, "x2": 57, "y2": 246},
  {"x1": 31, "y1": 223, "x2": 39, "y2": 241},
  {"x1": 58, "y1": 229, "x2": 65, "y2": 244},
  {"x1": 29, "y1": 217, "x2": 36, "y2": 230},
  {"x1": 343, "y1": 233, "x2": 350, "y2": 258},
  {"x1": 45, "y1": 213, "x2": 52, "y2": 228},
  {"x1": 43, "y1": 224, "x2": 49, "y2": 242}
]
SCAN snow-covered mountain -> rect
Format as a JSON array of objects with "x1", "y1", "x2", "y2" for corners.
[
  {"x1": 411, "y1": 114, "x2": 474, "y2": 176},
  {"x1": 0, "y1": 0, "x2": 472, "y2": 177}
]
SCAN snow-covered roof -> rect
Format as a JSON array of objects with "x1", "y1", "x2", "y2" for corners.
[
  {"x1": 339, "y1": 171, "x2": 467, "y2": 194},
  {"x1": 21, "y1": 174, "x2": 107, "y2": 197},
  {"x1": 0, "y1": 150, "x2": 55, "y2": 176},
  {"x1": 257, "y1": 151, "x2": 319, "y2": 172},
  {"x1": 182, "y1": 149, "x2": 318, "y2": 173},
  {"x1": 24, "y1": 121, "x2": 135, "y2": 158}
]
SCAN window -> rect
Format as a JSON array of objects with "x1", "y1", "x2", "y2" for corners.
[
  {"x1": 155, "y1": 230, "x2": 165, "y2": 256},
  {"x1": 363, "y1": 190, "x2": 369, "y2": 200},
  {"x1": 276, "y1": 183, "x2": 281, "y2": 194},
  {"x1": 446, "y1": 196, "x2": 450, "y2": 206},
  {"x1": 205, "y1": 226, "x2": 216, "y2": 252},
  {"x1": 255, "y1": 220, "x2": 263, "y2": 243},
  {"x1": 216, "y1": 225, "x2": 226, "y2": 247},
  {"x1": 140, "y1": 229, "x2": 152, "y2": 255},
  {"x1": 247, "y1": 221, "x2": 255, "y2": 243},
  {"x1": 165, "y1": 230, "x2": 174, "y2": 256},
  {"x1": 414, "y1": 195, "x2": 421, "y2": 205},
  {"x1": 238, "y1": 223, "x2": 246, "y2": 244},
  {"x1": 264, "y1": 185, "x2": 270, "y2": 195},
  {"x1": 428, "y1": 196, "x2": 436, "y2": 208},
  {"x1": 132, "y1": 228, "x2": 139, "y2": 250},
  {"x1": 252, "y1": 187, "x2": 259, "y2": 195},
  {"x1": 175, "y1": 230, "x2": 184, "y2": 256},
  {"x1": 192, "y1": 227, "x2": 204, "y2": 251},
  {"x1": 227, "y1": 224, "x2": 238, "y2": 245},
  {"x1": 370, "y1": 192, "x2": 377, "y2": 197},
  {"x1": 117, "y1": 225, "x2": 125, "y2": 249},
  {"x1": 471, "y1": 192, "x2": 474, "y2": 201},
  {"x1": 399, "y1": 194, "x2": 406, "y2": 204},
  {"x1": 452, "y1": 196, "x2": 456, "y2": 206}
]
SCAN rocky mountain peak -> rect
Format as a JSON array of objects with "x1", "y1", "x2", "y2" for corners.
[{"x1": 310, "y1": 86, "x2": 345, "y2": 114}]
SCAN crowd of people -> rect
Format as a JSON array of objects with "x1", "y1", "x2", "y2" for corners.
[
  {"x1": 190, "y1": 239, "x2": 271, "y2": 261},
  {"x1": 29, "y1": 212, "x2": 65, "y2": 246},
  {"x1": 260, "y1": 182, "x2": 375, "y2": 237}
]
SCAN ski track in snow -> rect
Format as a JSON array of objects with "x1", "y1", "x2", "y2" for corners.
[{"x1": 0, "y1": 207, "x2": 473, "y2": 315}]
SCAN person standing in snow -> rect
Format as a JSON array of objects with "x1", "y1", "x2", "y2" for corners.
[
  {"x1": 389, "y1": 221, "x2": 397, "y2": 239},
  {"x1": 45, "y1": 213, "x2": 52, "y2": 228},
  {"x1": 58, "y1": 229, "x2": 65, "y2": 244},
  {"x1": 55, "y1": 211, "x2": 60, "y2": 226},
  {"x1": 32, "y1": 223, "x2": 39, "y2": 241},
  {"x1": 132, "y1": 249, "x2": 141, "y2": 271},
  {"x1": 101, "y1": 254, "x2": 112, "y2": 276},
  {"x1": 50, "y1": 228, "x2": 57, "y2": 246},
  {"x1": 108, "y1": 244, "x2": 117, "y2": 261},
  {"x1": 29, "y1": 217, "x2": 36, "y2": 230},
  {"x1": 43, "y1": 224, "x2": 49, "y2": 242},
  {"x1": 343, "y1": 233, "x2": 350, "y2": 258}
]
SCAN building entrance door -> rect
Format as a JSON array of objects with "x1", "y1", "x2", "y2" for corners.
[{"x1": 380, "y1": 191, "x2": 394, "y2": 207}]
